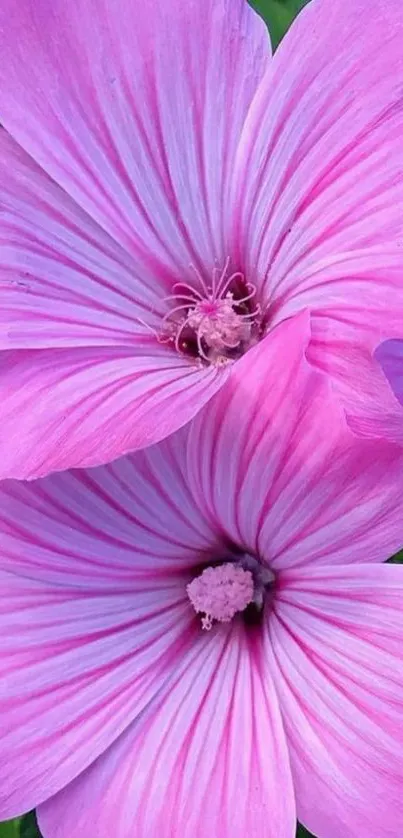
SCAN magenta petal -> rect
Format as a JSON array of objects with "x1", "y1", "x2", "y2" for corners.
[
  {"x1": 0, "y1": 573, "x2": 192, "y2": 819},
  {"x1": 0, "y1": 130, "x2": 231, "y2": 477},
  {"x1": 0, "y1": 434, "x2": 215, "y2": 586},
  {"x1": 187, "y1": 312, "x2": 403, "y2": 570},
  {"x1": 0, "y1": 131, "x2": 170, "y2": 349},
  {"x1": 0, "y1": 0, "x2": 270, "y2": 476},
  {"x1": 38, "y1": 624, "x2": 295, "y2": 838},
  {"x1": 0, "y1": 436, "x2": 217, "y2": 817},
  {"x1": 231, "y1": 0, "x2": 403, "y2": 436},
  {"x1": 0, "y1": 0, "x2": 269, "y2": 268},
  {"x1": 233, "y1": 0, "x2": 403, "y2": 300},
  {"x1": 0, "y1": 346, "x2": 228, "y2": 479},
  {"x1": 270, "y1": 563, "x2": 403, "y2": 837}
]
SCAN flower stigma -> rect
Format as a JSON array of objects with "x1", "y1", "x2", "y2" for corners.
[
  {"x1": 161, "y1": 258, "x2": 263, "y2": 366},
  {"x1": 187, "y1": 555, "x2": 275, "y2": 630}
]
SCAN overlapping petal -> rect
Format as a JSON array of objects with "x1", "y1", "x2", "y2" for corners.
[
  {"x1": 269, "y1": 564, "x2": 403, "y2": 837},
  {"x1": 0, "y1": 131, "x2": 168, "y2": 349},
  {"x1": 0, "y1": 0, "x2": 270, "y2": 477},
  {"x1": 0, "y1": 345, "x2": 227, "y2": 479},
  {"x1": 38, "y1": 623, "x2": 294, "y2": 838},
  {"x1": 0, "y1": 303, "x2": 402, "y2": 830},
  {"x1": 375, "y1": 339, "x2": 403, "y2": 406},
  {"x1": 0, "y1": 0, "x2": 270, "y2": 268},
  {"x1": 188, "y1": 314, "x2": 403, "y2": 569},
  {"x1": 0, "y1": 431, "x2": 214, "y2": 585},
  {"x1": 230, "y1": 0, "x2": 403, "y2": 438},
  {"x1": 0, "y1": 129, "x2": 230, "y2": 481},
  {"x1": 353, "y1": 339, "x2": 403, "y2": 445},
  {"x1": 0, "y1": 572, "x2": 193, "y2": 819},
  {"x1": 0, "y1": 436, "x2": 216, "y2": 817}
]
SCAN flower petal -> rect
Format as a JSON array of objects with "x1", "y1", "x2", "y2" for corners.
[
  {"x1": 375, "y1": 339, "x2": 403, "y2": 405},
  {"x1": 231, "y1": 0, "x2": 403, "y2": 436},
  {"x1": 0, "y1": 572, "x2": 193, "y2": 819},
  {"x1": 269, "y1": 563, "x2": 403, "y2": 837},
  {"x1": 0, "y1": 0, "x2": 270, "y2": 475},
  {"x1": 0, "y1": 437, "x2": 215, "y2": 817},
  {"x1": 187, "y1": 312, "x2": 403, "y2": 570},
  {"x1": 0, "y1": 429, "x2": 215, "y2": 586},
  {"x1": 0, "y1": 0, "x2": 269, "y2": 269},
  {"x1": 0, "y1": 345, "x2": 227, "y2": 479},
  {"x1": 0, "y1": 130, "x2": 169, "y2": 350},
  {"x1": 370, "y1": 340, "x2": 403, "y2": 443},
  {"x1": 38, "y1": 623, "x2": 295, "y2": 838},
  {"x1": 0, "y1": 130, "x2": 231, "y2": 477}
]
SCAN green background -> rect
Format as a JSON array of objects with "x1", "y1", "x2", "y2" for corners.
[
  {"x1": 0, "y1": 1, "x2": 398, "y2": 836},
  {"x1": 251, "y1": 0, "x2": 309, "y2": 47}
]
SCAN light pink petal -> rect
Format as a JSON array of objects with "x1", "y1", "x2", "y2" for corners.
[
  {"x1": 188, "y1": 312, "x2": 403, "y2": 570},
  {"x1": 0, "y1": 129, "x2": 231, "y2": 476},
  {"x1": 0, "y1": 430, "x2": 215, "y2": 586},
  {"x1": 38, "y1": 623, "x2": 294, "y2": 838},
  {"x1": 0, "y1": 0, "x2": 269, "y2": 269},
  {"x1": 0, "y1": 437, "x2": 217, "y2": 817},
  {"x1": 269, "y1": 563, "x2": 403, "y2": 837},
  {"x1": 231, "y1": 0, "x2": 403, "y2": 436},
  {"x1": 0, "y1": 130, "x2": 170, "y2": 349},
  {"x1": 0, "y1": 345, "x2": 228, "y2": 479},
  {"x1": 0, "y1": 571, "x2": 193, "y2": 819},
  {"x1": 0, "y1": 0, "x2": 270, "y2": 475}
]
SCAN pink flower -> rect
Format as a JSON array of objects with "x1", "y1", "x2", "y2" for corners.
[
  {"x1": 1, "y1": 0, "x2": 403, "y2": 478},
  {"x1": 1, "y1": 316, "x2": 403, "y2": 837}
]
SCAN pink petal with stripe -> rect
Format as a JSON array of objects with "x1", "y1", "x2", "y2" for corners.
[
  {"x1": 0, "y1": 0, "x2": 270, "y2": 476},
  {"x1": 0, "y1": 345, "x2": 227, "y2": 479},
  {"x1": 269, "y1": 563, "x2": 403, "y2": 837},
  {"x1": 1, "y1": 309, "x2": 403, "y2": 831},
  {"x1": 187, "y1": 314, "x2": 403, "y2": 570},
  {"x1": 0, "y1": 0, "x2": 269, "y2": 267},
  {"x1": 0, "y1": 434, "x2": 216, "y2": 817},
  {"x1": 38, "y1": 622, "x2": 294, "y2": 838},
  {"x1": 230, "y1": 0, "x2": 403, "y2": 440},
  {"x1": 0, "y1": 430, "x2": 215, "y2": 587},
  {"x1": 0, "y1": 573, "x2": 193, "y2": 819},
  {"x1": 0, "y1": 131, "x2": 169, "y2": 350},
  {"x1": 0, "y1": 131, "x2": 230, "y2": 480}
]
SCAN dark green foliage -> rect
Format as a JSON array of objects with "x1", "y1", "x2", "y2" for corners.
[
  {"x1": 18, "y1": 814, "x2": 41, "y2": 838},
  {"x1": 297, "y1": 822, "x2": 317, "y2": 837},
  {"x1": 388, "y1": 549, "x2": 403, "y2": 563},
  {"x1": 250, "y1": 0, "x2": 310, "y2": 48},
  {"x1": 0, "y1": 820, "x2": 20, "y2": 838},
  {"x1": 0, "y1": 815, "x2": 42, "y2": 838}
]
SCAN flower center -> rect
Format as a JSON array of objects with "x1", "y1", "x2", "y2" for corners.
[
  {"x1": 161, "y1": 258, "x2": 262, "y2": 366},
  {"x1": 187, "y1": 556, "x2": 274, "y2": 630}
]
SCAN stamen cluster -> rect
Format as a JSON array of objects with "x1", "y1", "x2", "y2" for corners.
[{"x1": 162, "y1": 259, "x2": 261, "y2": 364}]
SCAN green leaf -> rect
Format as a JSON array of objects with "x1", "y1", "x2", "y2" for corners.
[
  {"x1": 250, "y1": 0, "x2": 309, "y2": 47},
  {"x1": 388, "y1": 549, "x2": 403, "y2": 564},
  {"x1": 0, "y1": 813, "x2": 42, "y2": 838},
  {"x1": 19, "y1": 814, "x2": 42, "y2": 838},
  {"x1": 0, "y1": 820, "x2": 21, "y2": 838},
  {"x1": 297, "y1": 823, "x2": 317, "y2": 837}
]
